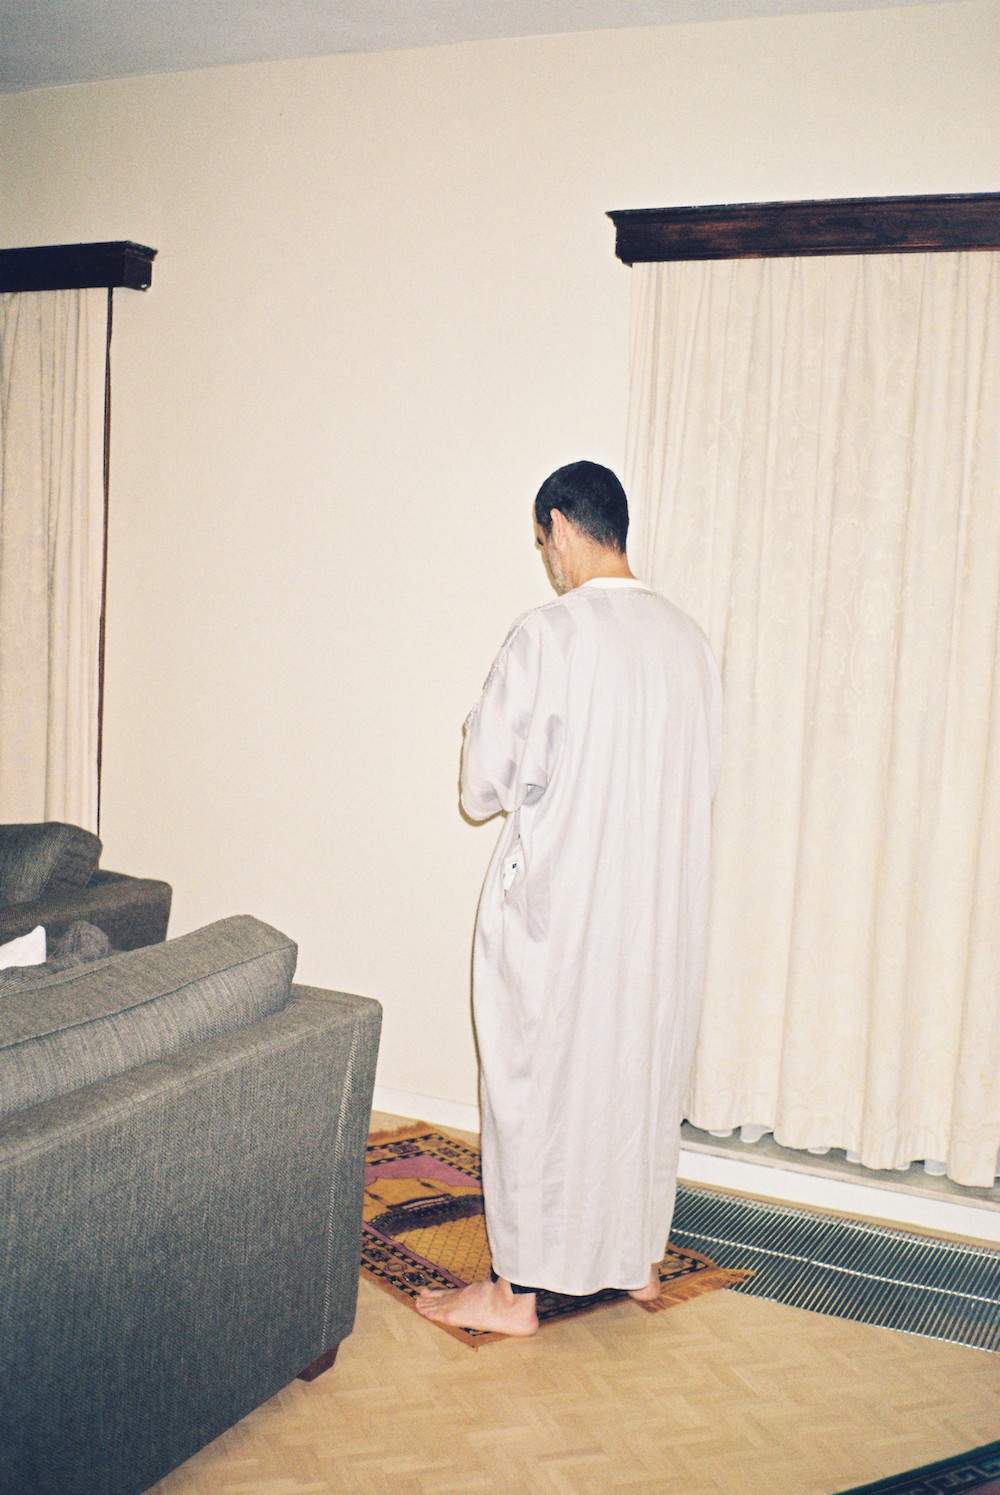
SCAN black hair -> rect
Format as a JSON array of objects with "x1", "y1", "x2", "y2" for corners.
[{"x1": 534, "y1": 461, "x2": 629, "y2": 554}]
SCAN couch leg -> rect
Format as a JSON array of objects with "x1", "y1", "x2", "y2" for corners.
[{"x1": 297, "y1": 1344, "x2": 340, "y2": 1382}]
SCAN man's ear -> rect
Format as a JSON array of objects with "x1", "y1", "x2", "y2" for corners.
[{"x1": 549, "y1": 508, "x2": 569, "y2": 547}]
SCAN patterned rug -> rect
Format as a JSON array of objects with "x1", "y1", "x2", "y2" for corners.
[
  {"x1": 362, "y1": 1123, "x2": 749, "y2": 1346},
  {"x1": 836, "y1": 1437, "x2": 1000, "y2": 1494}
]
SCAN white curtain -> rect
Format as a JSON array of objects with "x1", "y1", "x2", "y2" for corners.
[
  {"x1": 0, "y1": 288, "x2": 108, "y2": 832},
  {"x1": 626, "y1": 251, "x2": 1000, "y2": 1188}
]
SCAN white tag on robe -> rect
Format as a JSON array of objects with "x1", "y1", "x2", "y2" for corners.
[{"x1": 502, "y1": 845, "x2": 520, "y2": 893}]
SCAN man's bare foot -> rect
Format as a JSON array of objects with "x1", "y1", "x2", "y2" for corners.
[
  {"x1": 627, "y1": 1266, "x2": 662, "y2": 1303},
  {"x1": 415, "y1": 1277, "x2": 539, "y2": 1336}
]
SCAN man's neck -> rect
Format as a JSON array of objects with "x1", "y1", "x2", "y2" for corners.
[{"x1": 566, "y1": 546, "x2": 636, "y2": 590}]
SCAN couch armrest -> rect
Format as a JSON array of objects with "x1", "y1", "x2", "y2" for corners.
[
  {"x1": 0, "y1": 983, "x2": 381, "y2": 1495},
  {"x1": 0, "y1": 870, "x2": 172, "y2": 950}
]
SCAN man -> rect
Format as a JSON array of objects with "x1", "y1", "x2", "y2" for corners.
[{"x1": 417, "y1": 461, "x2": 722, "y2": 1337}]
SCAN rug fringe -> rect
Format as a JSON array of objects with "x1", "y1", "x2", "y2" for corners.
[{"x1": 636, "y1": 1268, "x2": 753, "y2": 1313}]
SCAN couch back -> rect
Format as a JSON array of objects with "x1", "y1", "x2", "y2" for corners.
[
  {"x1": 0, "y1": 915, "x2": 297, "y2": 1121},
  {"x1": 0, "y1": 823, "x2": 101, "y2": 906}
]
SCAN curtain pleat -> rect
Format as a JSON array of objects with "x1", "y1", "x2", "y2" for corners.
[
  {"x1": 626, "y1": 252, "x2": 1000, "y2": 1187},
  {"x1": 0, "y1": 288, "x2": 107, "y2": 831}
]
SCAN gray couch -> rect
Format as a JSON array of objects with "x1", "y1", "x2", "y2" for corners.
[
  {"x1": 0, "y1": 914, "x2": 382, "y2": 1495},
  {"x1": 0, "y1": 822, "x2": 172, "y2": 951}
]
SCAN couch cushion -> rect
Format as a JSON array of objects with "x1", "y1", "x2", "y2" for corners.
[
  {"x1": 0, "y1": 823, "x2": 102, "y2": 906},
  {"x1": 0, "y1": 920, "x2": 111, "y2": 992},
  {"x1": 0, "y1": 914, "x2": 296, "y2": 1121}
]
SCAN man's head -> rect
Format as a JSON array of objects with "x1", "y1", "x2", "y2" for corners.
[{"x1": 534, "y1": 461, "x2": 629, "y2": 555}]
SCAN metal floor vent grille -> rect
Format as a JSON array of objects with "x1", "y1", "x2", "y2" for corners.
[{"x1": 670, "y1": 1184, "x2": 1000, "y2": 1352}]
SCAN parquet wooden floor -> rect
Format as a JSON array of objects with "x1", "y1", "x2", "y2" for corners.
[{"x1": 145, "y1": 1116, "x2": 1000, "y2": 1495}]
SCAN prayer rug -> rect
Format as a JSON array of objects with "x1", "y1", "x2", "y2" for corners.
[
  {"x1": 835, "y1": 1437, "x2": 1000, "y2": 1494},
  {"x1": 362, "y1": 1123, "x2": 750, "y2": 1346}
]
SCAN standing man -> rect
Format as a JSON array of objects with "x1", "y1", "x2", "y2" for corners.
[{"x1": 417, "y1": 461, "x2": 722, "y2": 1337}]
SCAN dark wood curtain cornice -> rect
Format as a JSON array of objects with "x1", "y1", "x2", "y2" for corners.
[
  {"x1": 608, "y1": 193, "x2": 1000, "y2": 264},
  {"x1": 0, "y1": 241, "x2": 157, "y2": 293}
]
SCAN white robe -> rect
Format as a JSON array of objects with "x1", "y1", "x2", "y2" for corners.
[{"x1": 462, "y1": 578, "x2": 722, "y2": 1295}]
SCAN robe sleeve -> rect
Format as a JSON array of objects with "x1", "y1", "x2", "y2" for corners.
[{"x1": 461, "y1": 613, "x2": 551, "y2": 822}]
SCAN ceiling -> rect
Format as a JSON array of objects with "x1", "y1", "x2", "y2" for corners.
[{"x1": 0, "y1": 0, "x2": 954, "y2": 96}]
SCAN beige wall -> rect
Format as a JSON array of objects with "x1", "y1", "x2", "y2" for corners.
[{"x1": 1, "y1": 2, "x2": 998, "y2": 1121}]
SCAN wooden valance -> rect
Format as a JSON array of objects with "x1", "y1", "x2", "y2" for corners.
[
  {"x1": 0, "y1": 241, "x2": 157, "y2": 293},
  {"x1": 608, "y1": 193, "x2": 1000, "y2": 264}
]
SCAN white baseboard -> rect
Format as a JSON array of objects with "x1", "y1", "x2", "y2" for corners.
[
  {"x1": 675, "y1": 1148, "x2": 1000, "y2": 1245},
  {"x1": 372, "y1": 1086, "x2": 1000, "y2": 1245},
  {"x1": 372, "y1": 1085, "x2": 480, "y2": 1135}
]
